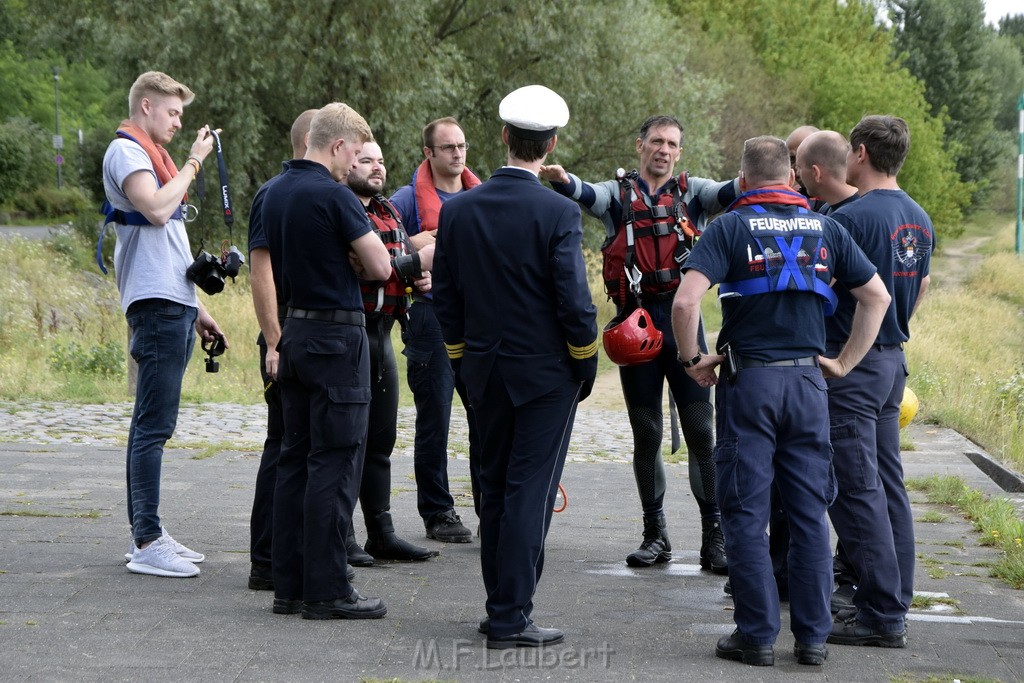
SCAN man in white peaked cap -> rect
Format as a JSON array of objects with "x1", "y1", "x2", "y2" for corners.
[{"x1": 432, "y1": 85, "x2": 598, "y2": 649}]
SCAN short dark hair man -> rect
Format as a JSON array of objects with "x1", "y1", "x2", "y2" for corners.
[
  {"x1": 825, "y1": 115, "x2": 933, "y2": 649},
  {"x1": 390, "y1": 117, "x2": 481, "y2": 543},
  {"x1": 433, "y1": 85, "x2": 598, "y2": 649},
  {"x1": 540, "y1": 115, "x2": 737, "y2": 574},
  {"x1": 261, "y1": 103, "x2": 392, "y2": 619},
  {"x1": 672, "y1": 135, "x2": 889, "y2": 666}
]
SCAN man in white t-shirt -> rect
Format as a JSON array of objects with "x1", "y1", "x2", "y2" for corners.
[{"x1": 101, "y1": 71, "x2": 226, "y2": 578}]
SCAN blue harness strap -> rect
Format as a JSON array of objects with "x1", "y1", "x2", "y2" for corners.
[
  {"x1": 95, "y1": 201, "x2": 183, "y2": 274},
  {"x1": 719, "y1": 219, "x2": 838, "y2": 316}
]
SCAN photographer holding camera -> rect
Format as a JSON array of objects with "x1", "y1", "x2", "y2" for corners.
[{"x1": 101, "y1": 71, "x2": 228, "y2": 579}]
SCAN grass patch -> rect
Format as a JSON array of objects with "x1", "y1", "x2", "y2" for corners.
[
  {"x1": 188, "y1": 441, "x2": 240, "y2": 460},
  {"x1": 917, "y1": 511, "x2": 948, "y2": 523},
  {"x1": 910, "y1": 594, "x2": 960, "y2": 610},
  {"x1": 891, "y1": 675, "x2": 1005, "y2": 683},
  {"x1": 0, "y1": 509, "x2": 103, "y2": 518},
  {"x1": 941, "y1": 540, "x2": 966, "y2": 549},
  {"x1": 905, "y1": 474, "x2": 1024, "y2": 589}
]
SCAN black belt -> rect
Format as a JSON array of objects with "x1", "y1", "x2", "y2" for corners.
[
  {"x1": 734, "y1": 355, "x2": 818, "y2": 370},
  {"x1": 872, "y1": 343, "x2": 903, "y2": 351},
  {"x1": 286, "y1": 307, "x2": 365, "y2": 327},
  {"x1": 277, "y1": 303, "x2": 287, "y2": 319}
]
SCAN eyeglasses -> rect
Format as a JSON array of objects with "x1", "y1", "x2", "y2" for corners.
[{"x1": 431, "y1": 143, "x2": 469, "y2": 153}]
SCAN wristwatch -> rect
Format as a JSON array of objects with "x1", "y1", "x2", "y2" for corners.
[{"x1": 678, "y1": 352, "x2": 702, "y2": 368}]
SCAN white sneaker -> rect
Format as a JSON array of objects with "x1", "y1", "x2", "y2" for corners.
[
  {"x1": 126, "y1": 538, "x2": 200, "y2": 578},
  {"x1": 124, "y1": 528, "x2": 205, "y2": 563},
  {"x1": 159, "y1": 527, "x2": 205, "y2": 564}
]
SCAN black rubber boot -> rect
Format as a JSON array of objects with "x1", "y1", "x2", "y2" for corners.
[
  {"x1": 626, "y1": 513, "x2": 672, "y2": 567},
  {"x1": 700, "y1": 518, "x2": 728, "y2": 574},
  {"x1": 364, "y1": 511, "x2": 436, "y2": 562},
  {"x1": 345, "y1": 520, "x2": 374, "y2": 567}
]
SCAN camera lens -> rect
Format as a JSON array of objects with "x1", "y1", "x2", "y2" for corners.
[{"x1": 202, "y1": 273, "x2": 225, "y2": 294}]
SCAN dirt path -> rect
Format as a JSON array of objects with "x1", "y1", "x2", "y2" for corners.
[{"x1": 930, "y1": 233, "x2": 993, "y2": 290}]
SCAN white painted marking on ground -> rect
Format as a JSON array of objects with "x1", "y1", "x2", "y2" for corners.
[
  {"x1": 583, "y1": 562, "x2": 704, "y2": 577},
  {"x1": 908, "y1": 613, "x2": 1024, "y2": 625}
]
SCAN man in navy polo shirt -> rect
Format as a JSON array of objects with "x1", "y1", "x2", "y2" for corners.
[
  {"x1": 825, "y1": 115, "x2": 933, "y2": 648},
  {"x1": 261, "y1": 103, "x2": 392, "y2": 620},
  {"x1": 672, "y1": 136, "x2": 889, "y2": 667}
]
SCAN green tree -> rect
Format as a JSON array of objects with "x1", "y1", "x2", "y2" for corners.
[
  {"x1": 20, "y1": 0, "x2": 725, "y2": 247},
  {"x1": 889, "y1": 0, "x2": 1004, "y2": 208},
  {"x1": 667, "y1": 0, "x2": 966, "y2": 233}
]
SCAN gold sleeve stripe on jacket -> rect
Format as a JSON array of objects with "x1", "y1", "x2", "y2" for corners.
[
  {"x1": 445, "y1": 341, "x2": 466, "y2": 359},
  {"x1": 567, "y1": 339, "x2": 598, "y2": 359}
]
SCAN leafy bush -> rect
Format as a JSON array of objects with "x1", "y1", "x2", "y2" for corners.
[
  {"x1": 48, "y1": 340, "x2": 123, "y2": 377},
  {"x1": 11, "y1": 185, "x2": 91, "y2": 218},
  {"x1": 0, "y1": 121, "x2": 30, "y2": 205}
]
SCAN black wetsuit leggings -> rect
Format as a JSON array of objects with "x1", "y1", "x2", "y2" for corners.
[
  {"x1": 360, "y1": 314, "x2": 399, "y2": 528},
  {"x1": 619, "y1": 303, "x2": 718, "y2": 520}
]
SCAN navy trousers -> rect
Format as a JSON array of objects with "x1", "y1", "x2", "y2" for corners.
[
  {"x1": 714, "y1": 365, "x2": 834, "y2": 645},
  {"x1": 273, "y1": 318, "x2": 369, "y2": 602},
  {"x1": 473, "y1": 371, "x2": 579, "y2": 637},
  {"x1": 827, "y1": 345, "x2": 911, "y2": 632},
  {"x1": 251, "y1": 331, "x2": 283, "y2": 567},
  {"x1": 404, "y1": 300, "x2": 482, "y2": 522}
]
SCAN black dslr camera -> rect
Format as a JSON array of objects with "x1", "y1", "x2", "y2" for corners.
[
  {"x1": 202, "y1": 333, "x2": 226, "y2": 373},
  {"x1": 186, "y1": 243, "x2": 245, "y2": 295}
]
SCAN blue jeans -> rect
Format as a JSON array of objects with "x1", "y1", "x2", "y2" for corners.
[
  {"x1": 125, "y1": 298, "x2": 197, "y2": 545},
  {"x1": 403, "y1": 301, "x2": 458, "y2": 522}
]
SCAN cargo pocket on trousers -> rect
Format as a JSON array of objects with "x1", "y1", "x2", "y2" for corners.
[
  {"x1": 829, "y1": 415, "x2": 871, "y2": 492},
  {"x1": 712, "y1": 438, "x2": 740, "y2": 513},
  {"x1": 323, "y1": 384, "x2": 372, "y2": 449}
]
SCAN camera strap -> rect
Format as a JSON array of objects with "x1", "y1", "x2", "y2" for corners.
[{"x1": 193, "y1": 130, "x2": 234, "y2": 256}]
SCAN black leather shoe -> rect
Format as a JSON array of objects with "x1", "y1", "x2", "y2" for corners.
[
  {"x1": 700, "y1": 519, "x2": 729, "y2": 575},
  {"x1": 794, "y1": 642, "x2": 828, "y2": 665},
  {"x1": 827, "y1": 613, "x2": 906, "y2": 648},
  {"x1": 365, "y1": 533, "x2": 437, "y2": 561},
  {"x1": 272, "y1": 598, "x2": 302, "y2": 615},
  {"x1": 346, "y1": 564, "x2": 356, "y2": 582},
  {"x1": 249, "y1": 562, "x2": 273, "y2": 591},
  {"x1": 486, "y1": 623, "x2": 564, "y2": 649},
  {"x1": 723, "y1": 578, "x2": 732, "y2": 595},
  {"x1": 346, "y1": 538, "x2": 375, "y2": 567},
  {"x1": 426, "y1": 510, "x2": 473, "y2": 543},
  {"x1": 478, "y1": 617, "x2": 489, "y2": 634},
  {"x1": 715, "y1": 630, "x2": 774, "y2": 666},
  {"x1": 830, "y1": 583, "x2": 856, "y2": 613},
  {"x1": 301, "y1": 589, "x2": 387, "y2": 620}
]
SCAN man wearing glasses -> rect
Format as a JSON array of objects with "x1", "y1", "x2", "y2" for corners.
[{"x1": 390, "y1": 118, "x2": 481, "y2": 544}]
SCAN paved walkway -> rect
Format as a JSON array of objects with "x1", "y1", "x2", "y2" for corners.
[{"x1": 1, "y1": 402, "x2": 1023, "y2": 682}]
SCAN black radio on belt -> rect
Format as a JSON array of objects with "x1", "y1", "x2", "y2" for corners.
[{"x1": 721, "y1": 343, "x2": 738, "y2": 384}]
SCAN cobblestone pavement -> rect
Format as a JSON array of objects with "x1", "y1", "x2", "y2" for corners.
[{"x1": 0, "y1": 400, "x2": 638, "y2": 463}]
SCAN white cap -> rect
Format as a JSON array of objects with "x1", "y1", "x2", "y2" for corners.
[{"x1": 499, "y1": 85, "x2": 569, "y2": 141}]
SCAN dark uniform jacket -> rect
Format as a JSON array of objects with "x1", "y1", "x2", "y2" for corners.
[{"x1": 432, "y1": 166, "x2": 598, "y2": 407}]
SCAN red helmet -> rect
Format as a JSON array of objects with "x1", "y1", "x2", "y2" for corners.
[{"x1": 602, "y1": 307, "x2": 663, "y2": 366}]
